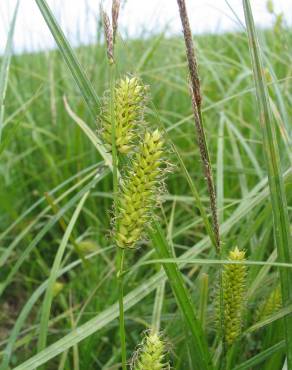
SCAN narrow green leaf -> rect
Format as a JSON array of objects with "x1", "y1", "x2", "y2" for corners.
[
  {"x1": 243, "y1": 1, "x2": 292, "y2": 366},
  {"x1": 149, "y1": 221, "x2": 213, "y2": 370},
  {"x1": 0, "y1": 249, "x2": 112, "y2": 369},
  {"x1": 151, "y1": 279, "x2": 165, "y2": 333},
  {"x1": 172, "y1": 143, "x2": 217, "y2": 249},
  {"x1": 0, "y1": 0, "x2": 19, "y2": 143},
  {"x1": 37, "y1": 192, "x2": 89, "y2": 352},
  {"x1": 246, "y1": 304, "x2": 292, "y2": 334},
  {"x1": 216, "y1": 114, "x2": 224, "y2": 224},
  {"x1": 35, "y1": 0, "x2": 100, "y2": 119},
  {"x1": 12, "y1": 170, "x2": 291, "y2": 369},
  {"x1": 0, "y1": 167, "x2": 109, "y2": 297},
  {"x1": 233, "y1": 341, "x2": 285, "y2": 370},
  {"x1": 63, "y1": 96, "x2": 112, "y2": 169}
]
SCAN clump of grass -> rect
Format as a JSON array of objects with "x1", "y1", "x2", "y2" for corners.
[
  {"x1": 221, "y1": 247, "x2": 247, "y2": 346},
  {"x1": 132, "y1": 331, "x2": 169, "y2": 370},
  {"x1": 115, "y1": 129, "x2": 165, "y2": 248},
  {"x1": 99, "y1": 76, "x2": 147, "y2": 154}
]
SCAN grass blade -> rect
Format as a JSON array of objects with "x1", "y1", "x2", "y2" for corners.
[
  {"x1": 0, "y1": 248, "x2": 112, "y2": 370},
  {"x1": 34, "y1": 0, "x2": 100, "y2": 119},
  {"x1": 242, "y1": 0, "x2": 292, "y2": 367},
  {"x1": 233, "y1": 341, "x2": 285, "y2": 370},
  {"x1": 149, "y1": 220, "x2": 213, "y2": 370},
  {"x1": 12, "y1": 170, "x2": 291, "y2": 369},
  {"x1": 0, "y1": 167, "x2": 109, "y2": 297},
  {"x1": 216, "y1": 115, "x2": 224, "y2": 224},
  {"x1": 37, "y1": 191, "x2": 89, "y2": 352},
  {"x1": 0, "y1": 0, "x2": 19, "y2": 143},
  {"x1": 63, "y1": 96, "x2": 112, "y2": 169}
]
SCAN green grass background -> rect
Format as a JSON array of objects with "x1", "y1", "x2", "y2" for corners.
[{"x1": 0, "y1": 5, "x2": 291, "y2": 369}]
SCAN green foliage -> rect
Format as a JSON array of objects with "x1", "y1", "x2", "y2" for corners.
[{"x1": 0, "y1": 3, "x2": 291, "y2": 368}]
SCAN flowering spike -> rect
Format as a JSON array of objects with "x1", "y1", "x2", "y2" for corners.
[
  {"x1": 221, "y1": 247, "x2": 247, "y2": 345},
  {"x1": 133, "y1": 331, "x2": 168, "y2": 370},
  {"x1": 257, "y1": 285, "x2": 282, "y2": 321},
  {"x1": 99, "y1": 76, "x2": 147, "y2": 154},
  {"x1": 115, "y1": 130, "x2": 165, "y2": 248}
]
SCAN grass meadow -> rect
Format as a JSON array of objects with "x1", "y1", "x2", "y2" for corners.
[{"x1": 0, "y1": 0, "x2": 291, "y2": 369}]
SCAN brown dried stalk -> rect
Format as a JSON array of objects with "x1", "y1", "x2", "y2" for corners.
[
  {"x1": 176, "y1": 0, "x2": 220, "y2": 253},
  {"x1": 102, "y1": 9, "x2": 114, "y2": 64},
  {"x1": 112, "y1": 0, "x2": 121, "y2": 43}
]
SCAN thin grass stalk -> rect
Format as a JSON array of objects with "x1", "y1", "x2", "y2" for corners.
[
  {"x1": 199, "y1": 273, "x2": 209, "y2": 331},
  {"x1": 104, "y1": 10, "x2": 127, "y2": 366},
  {"x1": 176, "y1": 0, "x2": 220, "y2": 253},
  {"x1": 242, "y1": 1, "x2": 292, "y2": 367},
  {"x1": 117, "y1": 248, "x2": 127, "y2": 369},
  {"x1": 108, "y1": 64, "x2": 127, "y2": 370},
  {"x1": 37, "y1": 191, "x2": 89, "y2": 357},
  {"x1": 0, "y1": 0, "x2": 19, "y2": 144},
  {"x1": 151, "y1": 279, "x2": 165, "y2": 333},
  {"x1": 176, "y1": 0, "x2": 225, "y2": 360}
]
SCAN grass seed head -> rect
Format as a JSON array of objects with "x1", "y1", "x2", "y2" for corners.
[
  {"x1": 115, "y1": 129, "x2": 165, "y2": 248},
  {"x1": 133, "y1": 331, "x2": 168, "y2": 370},
  {"x1": 257, "y1": 285, "x2": 282, "y2": 321},
  {"x1": 221, "y1": 246, "x2": 247, "y2": 346},
  {"x1": 112, "y1": 0, "x2": 121, "y2": 43},
  {"x1": 102, "y1": 10, "x2": 114, "y2": 64},
  {"x1": 99, "y1": 76, "x2": 147, "y2": 154}
]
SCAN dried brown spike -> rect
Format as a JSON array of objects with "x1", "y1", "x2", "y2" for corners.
[
  {"x1": 112, "y1": 0, "x2": 121, "y2": 43},
  {"x1": 102, "y1": 9, "x2": 114, "y2": 64},
  {"x1": 177, "y1": 0, "x2": 202, "y2": 111},
  {"x1": 177, "y1": 0, "x2": 220, "y2": 253}
]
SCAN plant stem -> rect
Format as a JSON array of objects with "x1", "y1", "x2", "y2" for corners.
[
  {"x1": 117, "y1": 248, "x2": 127, "y2": 370},
  {"x1": 109, "y1": 63, "x2": 127, "y2": 369},
  {"x1": 176, "y1": 0, "x2": 226, "y2": 362}
]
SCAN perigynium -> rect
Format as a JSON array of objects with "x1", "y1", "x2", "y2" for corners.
[
  {"x1": 221, "y1": 247, "x2": 247, "y2": 346},
  {"x1": 133, "y1": 331, "x2": 168, "y2": 370},
  {"x1": 115, "y1": 129, "x2": 165, "y2": 248},
  {"x1": 99, "y1": 76, "x2": 147, "y2": 154}
]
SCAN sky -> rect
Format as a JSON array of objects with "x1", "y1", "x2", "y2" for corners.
[{"x1": 1, "y1": 0, "x2": 292, "y2": 54}]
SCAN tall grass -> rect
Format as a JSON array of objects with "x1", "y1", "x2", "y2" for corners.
[
  {"x1": 0, "y1": 0, "x2": 292, "y2": 369},
  {"x1": 243, "y1": 0, "x2": 292, "y2": 367}
]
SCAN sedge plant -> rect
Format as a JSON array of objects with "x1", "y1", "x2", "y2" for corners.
[
  {"x1": 101, "y1": 8, "x2": 168, "y2": 366},
  {"x1": 3, "y1": 0, "x2": 292, "y2": 368}
]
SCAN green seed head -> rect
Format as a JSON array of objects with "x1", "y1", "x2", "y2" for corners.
[
  {"x1": 115, "y1": 129, "x2": 165, "y2": 248},
  {"x1": 221, "y1": 247, "x2": 247, "y2": 346},
  {"x1": 257, "y1": 285, "x2": 282, "y2": 321},
  {"x1": 99, "y1": 76, "x2": 147, "y2": 154},
  {"x1": 133, "y1": 331, "x2": 168, "y2": 370}
]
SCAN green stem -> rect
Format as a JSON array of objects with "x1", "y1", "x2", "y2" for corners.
[
  {"x1": 117, "y1": 248, "x2": 127, "y2": 370},
  {"x1": 109, "y1": 63, "x2": 127, "y2": 369}
]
